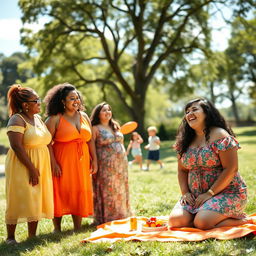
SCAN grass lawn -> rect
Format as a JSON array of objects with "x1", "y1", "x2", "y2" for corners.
[{"x1": 0, "y1": 126, "x2": 255, "y2": 255}]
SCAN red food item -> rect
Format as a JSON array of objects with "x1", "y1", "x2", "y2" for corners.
[
  {"x1": 146, "y1": 220, "x2": 151, "y2": 227},
  {"x1": 156, "y1": 224, "x2": 161, "y2": 227},
  {"x1": 150, "y1": 217, "x2": 156, "y2": 222}
]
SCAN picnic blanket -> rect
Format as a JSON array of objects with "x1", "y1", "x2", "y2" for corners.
[{"x1": 82, "y1": 214, "x2": 256, "y2": 243}]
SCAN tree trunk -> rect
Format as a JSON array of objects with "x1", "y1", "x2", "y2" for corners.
[
  {"x1": 131, "y1": 96, "x2": 147, "y2": 140},
  {"x1": 209, "y1": 81, "x2": 216, "y2": 105},
  {"x1": 227, "y1": 77, "x2": 240, "y2": 124},
  {"x1": 230, "y1": 93, "x2": 240, "y2": 124}
]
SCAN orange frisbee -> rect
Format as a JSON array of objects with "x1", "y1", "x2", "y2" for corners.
[{"x1": 120, "y1": 121, "x2": 138, "y2": 135}]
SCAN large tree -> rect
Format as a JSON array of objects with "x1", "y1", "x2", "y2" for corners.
[{"x1": 19, "y1": 0, "x2": 255, "y2": 133}]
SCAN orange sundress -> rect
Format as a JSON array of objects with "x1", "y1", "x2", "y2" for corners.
[{"x1": 52, "y1": 113, "x2": 93, "y2": 217}]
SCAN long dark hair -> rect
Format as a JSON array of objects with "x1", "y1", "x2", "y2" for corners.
[
  {"x1": 90, "y1": 102, "x2": 120, "y2": 132},
  {"x1": 44, "y1": 82, "x2": 84, "y2": 116},
  {"x1": 176, "y1": 98, "x2": 235, "y2": 156},
  {"x1": 7, "y1": 84, "x2": 34, "y2": 116}
]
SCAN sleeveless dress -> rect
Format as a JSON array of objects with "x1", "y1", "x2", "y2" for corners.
[
  {"x1": 5, "y1": 114, "x2": 53, "y2": 224},
  {"x1": 174, "y1": 136, "x2": 247, "y2": 219},
  {"x1": 93, "y1": 126, "x2": 131, "y2": 224},
  {"x1": 52, "y1": 113, "x2": 93, "y2": 217}
]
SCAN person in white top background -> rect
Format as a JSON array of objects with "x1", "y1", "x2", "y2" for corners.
[{"x1": 144, "y1": 126, "x2": 163, "y2": 171}]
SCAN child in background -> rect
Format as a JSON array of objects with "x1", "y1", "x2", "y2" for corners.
[
  {"x1": 144, "y1": 126, "x2": 163, "y2": 170},
  {"x1": 126, "y1": 132, "x2": 143, "y2": 170}
]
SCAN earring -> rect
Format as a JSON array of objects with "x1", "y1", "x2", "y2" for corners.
[
  {"x1": 63, "y1": 104, "x2": 65, "y2": 109},
  {"x1": 26, "y1": 108, "x2": 29, "y2": 112}
]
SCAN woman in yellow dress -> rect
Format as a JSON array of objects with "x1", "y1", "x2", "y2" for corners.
[{"x1": 5, "y1": 84, "x2": 54, "y2": 244}]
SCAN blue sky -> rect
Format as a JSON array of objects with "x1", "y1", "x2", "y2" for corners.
[
  {"x1": 0, "y1": 0, "x2": 231, "y2": 57},
  {"x1": 0, "y1": 0, "x2": 26, "y2": 55}
]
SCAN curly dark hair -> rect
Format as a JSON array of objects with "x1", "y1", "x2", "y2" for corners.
[
  {"x1": 176, "y1": 98, "x2": 235, "y2": 157},
  {"x1": 44, "y1": 82, "x2": 84, "y2": 116},
  {"x1": 90, "y1": 102, "x2": 120, "y2": 132}
]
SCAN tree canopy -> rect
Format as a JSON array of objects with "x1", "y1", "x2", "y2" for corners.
[
  {"x1": 227, "y1": 16, "x2": 256, "y2": 105},
  {"x1": 0, "y1": 52, "x2": 33, "y2": 126},
  {"x1": 19, "y1": 0, "x2": 256, "y2": 133}
]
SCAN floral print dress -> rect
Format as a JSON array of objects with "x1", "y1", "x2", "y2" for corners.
[
  {"x1": 174, "y1": 136, "x2": 247, "y2": 219},
  {"x1": 93, "y1": 126, "x2": 131, "y2": 224}
]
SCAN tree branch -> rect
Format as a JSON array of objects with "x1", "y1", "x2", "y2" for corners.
[
  {"x1": 145, "y1": 0, "x2": 213, "y2": 87},
  {"x1": 143, "y1": 1, "x2": 174, "y2": 70},
  {"x1": 71, "y1": 61, "x2": 135, "y2": 115},
  {"x1": 110, "y1": 2, "x2": 128, "y2": 13}
]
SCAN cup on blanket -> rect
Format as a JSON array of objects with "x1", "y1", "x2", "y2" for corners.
[{"x1": 130, "y1": 217, "x2": 137, "y2": 231}]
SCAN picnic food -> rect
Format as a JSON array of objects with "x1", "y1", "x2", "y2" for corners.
[{"x1": 143, "y1": 217, "x2": 167, "y2": 229}]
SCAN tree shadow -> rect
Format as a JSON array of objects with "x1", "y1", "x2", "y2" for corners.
[
  {"x1": 237, "y1": 129, "x2": 256, "y2": 137},
  {"x1": 240, "y1": 140, "x2": 256, "y2": 145},
  {"x1": 0, "y1": 223, "x2": 97, "y2": 256}
]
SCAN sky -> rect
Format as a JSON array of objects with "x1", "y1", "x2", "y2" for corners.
[
  {"x1": 0, "y1": 0, "x2": 26, "y2": 55},
  {"x1": 0, "y1": 0, "x2": 232, "y2": 57}
]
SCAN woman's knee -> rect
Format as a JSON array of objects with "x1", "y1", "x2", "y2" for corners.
[
  {"x1": 193, "y1": 215, "x2": 213, "y2": 230},
  {"x1": 169, "y1": 212, "x2": 192, "y2": 228}
]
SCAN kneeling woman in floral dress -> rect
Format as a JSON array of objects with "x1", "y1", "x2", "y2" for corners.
[{"x1": 169, "y1": 98, "x2": 252, "y2": 230}]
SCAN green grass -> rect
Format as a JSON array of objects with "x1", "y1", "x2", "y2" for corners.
[
  {"x1": 0, "y1": 128, "x2": 9, "y2": 148},
  {"x1": 0, "y1": 127, "x2": 255, "y2": 255},
  {"x1": 0, "y1": 128, "x2": 8, "y2": 165}
]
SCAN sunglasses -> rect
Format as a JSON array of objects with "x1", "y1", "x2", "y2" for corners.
[{"x1": 25, "y1": 98, "x2": 42, "y2": 104}]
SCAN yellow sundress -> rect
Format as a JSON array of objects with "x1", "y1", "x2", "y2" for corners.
[{"x1": 5, "y1": 114, "x2": 54, "y2": 224}]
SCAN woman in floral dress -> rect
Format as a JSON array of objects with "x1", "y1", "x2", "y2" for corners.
[
  {"x1": 169, "y1": 98, "x2": 251, "y2": 230},
  {"x1": 90, "y1": 102, "x2": 131, "y2": 224}
]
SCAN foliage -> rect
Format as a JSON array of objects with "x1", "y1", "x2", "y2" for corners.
[
  {"x1": 227, "y1": 16, "x2": 256, "y2": 105},
  {"x1": 0, "y1": 126, "x2": 255, "y2": 255},
  {"x1": 0, "y1": 52, "x2": 33, "y2": 127},
  {"x1": 187, "y1": 51, "x2": 225, "y2": 104},
  {"x1": 186, "y1": 15, "x2": 256, "y2": 118},
  {"x1": 18, "y1": 0, "x2": 256, "y2": 134},
  {"x1": 219, "y1": 102, "x2": 256, "y2": 123}
]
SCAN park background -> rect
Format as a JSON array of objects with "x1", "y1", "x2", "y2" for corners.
[{"x1": 0, "y1": 0, "x2": 256, "y2": 255}]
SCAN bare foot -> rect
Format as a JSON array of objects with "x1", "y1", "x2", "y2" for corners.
[{"x1": 6, "y1": 238, "x2": 18, "y2": 245}]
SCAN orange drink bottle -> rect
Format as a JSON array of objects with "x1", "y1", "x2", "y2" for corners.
[{"x1": 130, "y1": 217, "x2": 137, "y2": 231}]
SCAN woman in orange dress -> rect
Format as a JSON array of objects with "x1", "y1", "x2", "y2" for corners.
[{"x1": 44, "y1": 83, "x2": 97, "y2": 232}]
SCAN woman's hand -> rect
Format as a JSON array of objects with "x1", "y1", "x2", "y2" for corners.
[
  {"x1": 91, "y1": 159, "x2": 98, "y2": 175},
  {"x1": 194, "y1": 192, "x2": 212, "y2": 208},
  {"x1": 28, "y1": 168, "x2": 40, "y2": 186},
  {"x1": 52, "y1": 162, "x2": 62, "y2": 177},
  {"x1": 180, "y1": 192, "x2": 195, "y2": 206}
]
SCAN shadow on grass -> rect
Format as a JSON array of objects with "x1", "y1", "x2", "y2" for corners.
[
  {"x1": 78, "y1": 235, "x2": 256, "y2": 256},
  {"x1": 240, "y1": 140, "x2": 256, "y2": 145},
  {"x1": 237, "y1": 129, "x2": 256, "y2": 137},
  {"x1": 182, "y1": 235, "x2": 256, "y2": 256},
  {"x1": 67, "y1": 242, "x2": 116, "y2": 256},
  {"x1": 0, "y1": 222, "x2": 97, "y2": 256}
]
